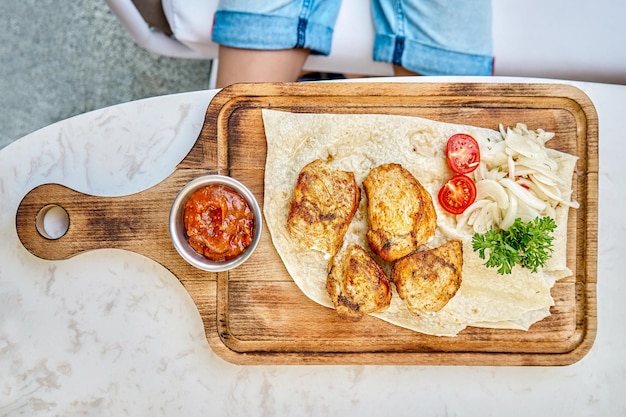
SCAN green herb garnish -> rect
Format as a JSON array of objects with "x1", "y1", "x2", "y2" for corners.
[{"x1": 471, "y1": 217, "x2": 557, "y2": 275}]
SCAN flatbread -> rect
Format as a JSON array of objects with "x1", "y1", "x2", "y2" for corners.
[{"x1": 262, "y1": 110, "x2": 575, "y2": 336}]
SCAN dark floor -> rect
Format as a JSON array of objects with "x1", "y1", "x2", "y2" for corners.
[{"x1": 0, "y1": 0, "x2": 213, "y2": 149}]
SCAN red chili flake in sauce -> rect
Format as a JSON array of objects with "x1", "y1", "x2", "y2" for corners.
[{"x1": 183, "y1": 184, "x2": 254, "y2": 261}]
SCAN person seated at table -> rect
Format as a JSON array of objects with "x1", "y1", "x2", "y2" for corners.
[{"x1": 211, "y1": 0, "x2": 494, "y2": 88}]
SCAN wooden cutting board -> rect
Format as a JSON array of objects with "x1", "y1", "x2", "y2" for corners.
[{"x1": 16, "y1": 82, "x2": 598, "y2": 365}]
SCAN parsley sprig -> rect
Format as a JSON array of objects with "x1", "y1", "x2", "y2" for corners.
[{"x1": 471, "y1": 217, "x2": 557, "y2": 275}]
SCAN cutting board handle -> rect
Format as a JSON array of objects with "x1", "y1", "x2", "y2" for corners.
[
  {"x1": 15, "y1": 169, "x2": 218, "y2": 263},
  {"x1": 16, "y1": 183, "x2": 164, "y2": 260}
]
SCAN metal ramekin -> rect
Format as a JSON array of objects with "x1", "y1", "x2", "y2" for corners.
[{"x1": 169, "y1": 175, "x2": 262, "y2": 272}]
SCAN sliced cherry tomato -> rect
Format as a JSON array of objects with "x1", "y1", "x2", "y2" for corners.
[
  {"x1": 438, "y1": 174, "x2": 477, "y2": 215},
  {"x1": 446, "y1": 133, "x2": 480, "y2": 174}
]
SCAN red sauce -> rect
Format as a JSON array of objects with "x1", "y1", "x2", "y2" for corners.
[{"x1": 183, "y1": 184, "x2": 254, "y2": 261}]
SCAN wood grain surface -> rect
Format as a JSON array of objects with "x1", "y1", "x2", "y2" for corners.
[{"x1": 15, "y1": 82, "x2": 598, "y2": 365}]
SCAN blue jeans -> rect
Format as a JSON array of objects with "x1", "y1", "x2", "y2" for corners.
[{"x1": 212, "y1": 0, "x2": 493, "y2": 76}]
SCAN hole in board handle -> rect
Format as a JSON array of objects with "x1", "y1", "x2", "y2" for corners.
[{"x1": 35, "y1": 204, "x2": 70, "y2": 240}]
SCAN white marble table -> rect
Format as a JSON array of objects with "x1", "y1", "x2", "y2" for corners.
[{"x1": 1, "y1": 77, "x2": 624, "y2": 416}]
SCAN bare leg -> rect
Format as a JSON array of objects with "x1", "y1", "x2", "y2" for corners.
[
  {"x1": 216, "y1": 46, "x2": 311, "y2": 88},
  {"x1": 393, "y1": 65, "x2": 421, "y2": 77}
]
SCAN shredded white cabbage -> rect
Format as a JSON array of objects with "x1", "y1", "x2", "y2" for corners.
[{"x1": 457, "y1": 123, "x2": 579, "y2": 234}]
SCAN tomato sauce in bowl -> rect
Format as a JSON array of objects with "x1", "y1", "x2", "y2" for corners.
[
  {"x1": 169, "y1": 175, "x2": 262, "y2": 272},
  {"x1": 183, "y1": 184, "x2": 254, "y2": 261}
]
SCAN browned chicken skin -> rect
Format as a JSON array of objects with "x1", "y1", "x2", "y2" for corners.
[
  {"x1": 363, "y1": 163, "x2": 437, "y2": 262},
  {"x1": 391, "y1": 240, "x2": 463, "y2": 315},
  {"x1": 327, "y1": 243, "x2": 392, "y2": 321},
  {"x1": 287, "y1": 159, "x2": 361, "y2": 256}
]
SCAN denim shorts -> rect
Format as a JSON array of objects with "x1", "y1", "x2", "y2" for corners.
[{"x1": 211, "y1": 0, "x2": 493, "y2": 76}]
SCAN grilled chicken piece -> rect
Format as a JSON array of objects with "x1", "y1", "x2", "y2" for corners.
[
  {"x1": 327, "y1": 243, "x2": 392, "y2": 321},
  {"x1": 363, "y1": 163, "x2": 437, "y2": 262},
  {"x1": 391, "y1": 240, "x2": 463, "y2": 315},
  {"x1": 287, "y1": 159, "x2": 360, "y2": 256}
]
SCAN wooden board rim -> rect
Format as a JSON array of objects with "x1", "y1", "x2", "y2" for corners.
[{"x1": 203, "y1": 82, "x2": 598, "y2": 366}]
